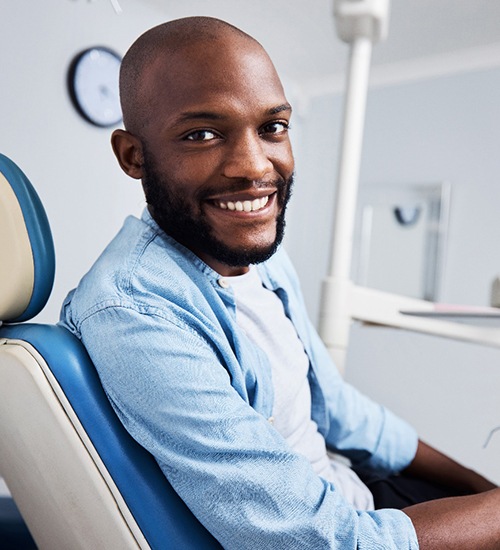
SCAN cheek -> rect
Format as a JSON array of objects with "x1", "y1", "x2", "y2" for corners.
[
  {"x1": 285, "y1": 148, "x2": 295, "y2": 173},
  {"x1": 272, "y1": 144, "x2": 294, "y2": 178},
  {"x1": 159, "y1": 164, "x2": 209, "y2": 201},
  {"x1": 169, "y1": 157, "x2": 218, "y2": 193}
]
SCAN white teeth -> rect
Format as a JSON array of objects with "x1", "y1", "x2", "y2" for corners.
[{"x1": 218, "y1": 195, "x2": 270, "y2": 212}]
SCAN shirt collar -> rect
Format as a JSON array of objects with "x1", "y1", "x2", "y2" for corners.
[{"x1": 140, "y1": 207, "x2": 283, "y2": 292}]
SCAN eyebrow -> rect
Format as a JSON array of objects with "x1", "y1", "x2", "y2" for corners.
[
  {"x1": 174, "y1": 103, "x2": 293, "y2": 124},
  {"x1": 268, "y1": 103, "x2": 292, "y2": 115},
  {"x1": 175, "y1": 111, "x2": 225, "y2": 123}
]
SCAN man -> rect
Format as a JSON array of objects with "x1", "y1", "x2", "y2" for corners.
[{"x1": 60, "y1": 16, "x2": 500, "y2": 549}]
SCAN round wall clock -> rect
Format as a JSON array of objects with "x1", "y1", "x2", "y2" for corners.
[{"x1": 68, "y1": 47, "x2": 122, "y2": 128}]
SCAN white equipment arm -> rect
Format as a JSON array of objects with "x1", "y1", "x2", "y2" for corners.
[
  {"x1": 319, "y1": 0, "x2": 500, "y2": 373},
  {"x1": 319, "y1": 0, "x2": 391, "y2": 371}
]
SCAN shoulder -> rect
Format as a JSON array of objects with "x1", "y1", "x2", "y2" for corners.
[{"x1": 60, "y1": 213, "x2": 218, "y2": 333}]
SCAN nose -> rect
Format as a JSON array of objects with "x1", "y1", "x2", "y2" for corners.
[{"x1": 222, "y1": 130, "x2": 274, "y2": 181}]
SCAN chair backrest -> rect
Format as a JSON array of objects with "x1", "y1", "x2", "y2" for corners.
[
  {"x1": 0, "y1": 154, "x2": 222, "y2": 549},
  {"x1": 0, "y1": 154, "x2": 55, "y2": 323}
]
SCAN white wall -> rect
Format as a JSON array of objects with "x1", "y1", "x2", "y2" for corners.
[
  {"x1": 3, "y1": 0, "x2": 500, "y2": 485},
  {"x1": 1, "y1": 1, "x2": 166, "y2": 322},
  {"x1": 289, "y1": 67, "x2": 500, "y2": 483}
]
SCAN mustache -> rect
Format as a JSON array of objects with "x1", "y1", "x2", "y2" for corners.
[{"x1": 197, "y1": 176, "x2": 291, "y2": 202}]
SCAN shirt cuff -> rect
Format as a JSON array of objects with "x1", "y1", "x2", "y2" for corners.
[{"x1": 358, "y1": 508, "x2": 420, "y2": 549}]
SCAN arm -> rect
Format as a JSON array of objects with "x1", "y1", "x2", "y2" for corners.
[
  {"x1": 402, "y1": 441, "x2": 500, "y2": 549},
  {"x1": 404, "y1": 439, "x2": 497, "y2": 494},
  {"x1": 404, "y1": 488, "x2": 500, "y2": 549}
]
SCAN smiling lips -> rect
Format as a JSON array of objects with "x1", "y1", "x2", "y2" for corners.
[{"x1": 217, "y1": 195, "x2": 270, "y2": 212}]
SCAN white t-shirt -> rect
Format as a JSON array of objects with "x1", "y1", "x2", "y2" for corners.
[{"x1": 224, "y1": 266, "x2": 374, "y2": 511}]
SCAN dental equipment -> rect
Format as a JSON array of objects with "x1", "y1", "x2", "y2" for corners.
[
  {"x1": 320, "y1": 0, "x2": 391, "y2": 371},
  {"x1": 319, "y1": 0, "x2": 500, "y2": 373}
]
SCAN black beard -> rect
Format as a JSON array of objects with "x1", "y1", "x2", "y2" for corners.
[{"x1": 141, "y1": 151, "x2": 293, "y2": 269}]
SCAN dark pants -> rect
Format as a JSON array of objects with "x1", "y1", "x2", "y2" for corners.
[{"x1": 355, "y1": 470, "x2": 469, "y2": 510}]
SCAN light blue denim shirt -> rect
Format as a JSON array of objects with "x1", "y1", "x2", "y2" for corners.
[{"x1": 60, "y1": 209, "x2": 419, "y2": 549}]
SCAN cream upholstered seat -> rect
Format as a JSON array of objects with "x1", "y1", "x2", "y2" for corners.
[{"x1": 0, "y1": 154, "x2": 222, "y2": 549}]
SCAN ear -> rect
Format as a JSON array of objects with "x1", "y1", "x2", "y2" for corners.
[{"x1": 111, "y1": 129, "x2": 144, "y2": 180}]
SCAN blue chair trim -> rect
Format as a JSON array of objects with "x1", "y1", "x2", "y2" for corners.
[
  {"x1": 0, "y1": 154, "x2": 55, "y2": 322},
  {"x1": 0, "y1": 324, "x2": 222, "y2": 549}
]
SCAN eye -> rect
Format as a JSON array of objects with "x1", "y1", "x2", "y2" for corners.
[
  {"x1": 184, "y1": 129, "x2": 220, "y2": 142},
  {"x1": 260, "y1": 121, "x2": 290, "y2": 136}
]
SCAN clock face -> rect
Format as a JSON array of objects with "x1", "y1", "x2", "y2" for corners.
[{"x1": 68, "y1": 47, "x2": 122, "y2": 128}]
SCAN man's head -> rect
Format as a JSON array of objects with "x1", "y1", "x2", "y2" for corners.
[{"x1": 111, "y1": 16, "x2": 294, "y2": 275}]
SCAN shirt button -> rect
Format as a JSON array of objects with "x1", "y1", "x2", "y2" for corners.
[
  {"x1": 268, "y1": 416, "x2": 275, "y2": 425},
  {"x1": 218, "y1": 278, "x2": 230, "y2": 289}
]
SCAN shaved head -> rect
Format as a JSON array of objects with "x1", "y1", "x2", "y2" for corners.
[{"x1": 119, "y1": 16, "x2": 261, "y2": 136}]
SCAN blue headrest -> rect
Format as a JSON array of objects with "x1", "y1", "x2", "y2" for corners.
[{"x1": 0, "y1": 154, "x2": 55, "y2": 322}]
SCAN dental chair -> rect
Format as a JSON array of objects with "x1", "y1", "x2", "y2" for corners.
[{"x1": 0, "y1": 153, "x2": 222, "y2": 549}]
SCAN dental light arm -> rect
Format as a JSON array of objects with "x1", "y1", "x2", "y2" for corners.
[
  {"x1": 320, "y1": 0, "x2": 500, "y2": 374},
  {"x1": 319, "y1": 0, "x2": 391, "y2": 372}
]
